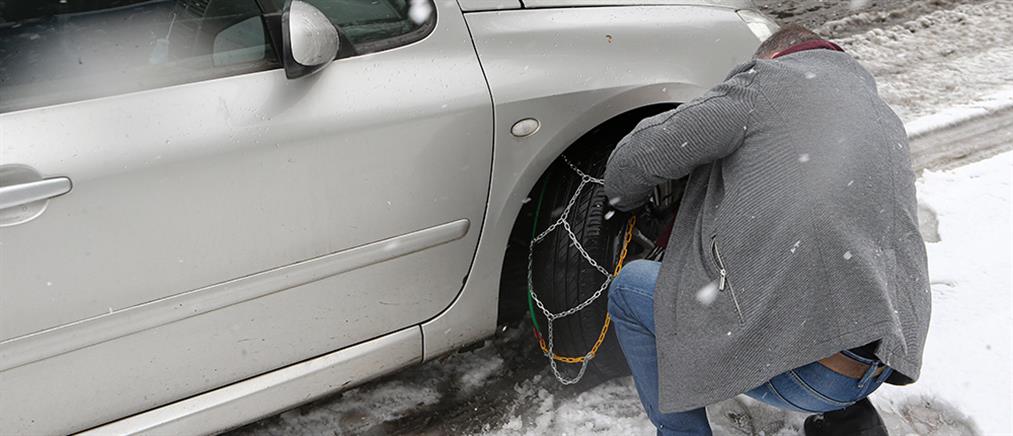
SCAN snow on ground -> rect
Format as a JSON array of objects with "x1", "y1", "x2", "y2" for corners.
[
  {"x1": 483, "y1": 152, "x2": 1013, "y2": 436},
  {"x1": 813, "y1": 0, "x2": 991, "y2": 38},
  {"x1": 231, "y1": 328, "x2": 531, "y2": 435},
  {"x1": 830, "y1": 0, "x2": 1013, "y2": 123},
  {"x1": 904, "y1": 87, "x2": 1013, "y2": 140},
  {"x1": 480, "y1": 377, "x2": 805, "y2": 435}
]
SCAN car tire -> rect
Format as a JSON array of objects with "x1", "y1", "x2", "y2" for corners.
[
  {"x1": 500, "y1": 107, "x2": 681, "y2": 389},
  {"x1": 528, "y1": 145, "x2": 631, "y2": 388}
]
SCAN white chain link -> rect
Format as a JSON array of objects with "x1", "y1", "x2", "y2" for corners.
[{"x1": 527, "y1": 156, "x2": 615, "y2": 385}]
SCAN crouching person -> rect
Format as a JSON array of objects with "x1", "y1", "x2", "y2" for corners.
[{"x1": 603, "y1": 25, "x2": 930, "y2": 436}]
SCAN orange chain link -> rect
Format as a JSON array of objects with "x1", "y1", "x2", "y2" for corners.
[{"x1": 536, "y1": 215, "x2": 636, "y2": 363}]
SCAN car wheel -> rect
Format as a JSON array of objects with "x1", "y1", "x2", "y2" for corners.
[{"x1": 528, "y1": 141, "x2": 681, "y2": 388}]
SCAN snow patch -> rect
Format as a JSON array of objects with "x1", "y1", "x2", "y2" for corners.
[
  {"x1": 905, "y1": 87, "x2": 1013, "y2": 138},
  {"x1": 458, "y1": 354, "x2": 506, "y2": 393},
  {"x1": 848, "y1": 0, "x2": 871, "y2": 11},
  {"x1": 832, "y1": 1, "x2": 1013, "y2": 123}
]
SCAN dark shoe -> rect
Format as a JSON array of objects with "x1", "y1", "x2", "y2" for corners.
[{"x1": 804, "y1": 398, "x2": 888, "y2": 436}]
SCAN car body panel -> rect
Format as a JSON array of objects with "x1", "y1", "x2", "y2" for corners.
[
  {"x1": 522, "y1": 0, "x2": 753, "y2": 8},
  {"x1": 0, "y1": 219, "x2": 469, "y2": 373},
  {"x1": 422, "y1": 5, "x2": 760, "y2": 358},
  {"x1": 456, "y1": 0, "x2": 754, "y2": 10},
  {"x1": 0, "y1": 2, "x2": 490, "y2": 434},
  {"x1": 457, "y1": 0, "x2": 522, "y2": 12}
]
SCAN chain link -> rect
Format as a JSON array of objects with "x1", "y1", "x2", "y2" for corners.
[{"x1": 527, "y1": 156, "x2": 635, "y2": 384}]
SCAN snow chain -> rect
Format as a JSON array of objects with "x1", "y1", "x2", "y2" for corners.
[{"x1": 527, "y1": 156, "x2": 636, "y2": 385}]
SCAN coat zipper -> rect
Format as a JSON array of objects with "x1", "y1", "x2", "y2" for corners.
[{"x1": 711, "y1": 238, "x2": 745, "y2": 324}]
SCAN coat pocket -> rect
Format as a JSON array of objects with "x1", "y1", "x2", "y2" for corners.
[{"x1": 711, "y1": 237, "x2": 745, "y2": 325}]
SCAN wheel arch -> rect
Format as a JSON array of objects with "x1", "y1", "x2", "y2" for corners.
[
  {"x1": 420, "y1": 92, "x2": 687, "y2": 361},
  {"x1": 494, "y1": 101, "x2": 679, "y2": 324}
]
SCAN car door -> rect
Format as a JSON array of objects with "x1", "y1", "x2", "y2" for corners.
[{"x1": 0, "y1": 0, "x2": 491, "y2": 433}]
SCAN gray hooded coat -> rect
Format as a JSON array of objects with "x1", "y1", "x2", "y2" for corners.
[{"x1": 603, "y1": 48, "x2": 930, "y2": 413}]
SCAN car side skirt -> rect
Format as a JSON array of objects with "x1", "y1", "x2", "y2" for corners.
[
  {"x1": 77, "y1": 326, "x2": 422, "y2": 436},
  {"x1": 521, "y1": 0, "x2": 753, "y2": 9}
]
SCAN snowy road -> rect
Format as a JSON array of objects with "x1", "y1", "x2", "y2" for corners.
[
  {"x1": 909, "y1": 99, "x2": 1013, "y2": 171},
  {"x1": 229, "y1": 1, "x2": 1013, "y2": 435}
]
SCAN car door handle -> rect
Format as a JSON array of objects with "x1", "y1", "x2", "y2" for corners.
[{"x1": 0, "y1": 177, "x2": 73, "y2": 210}]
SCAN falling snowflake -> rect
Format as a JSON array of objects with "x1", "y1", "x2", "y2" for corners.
[
  {"x1": 695, "y1": 280, "x2": 720, "y2": 306},
  {"x1": 408, "y1": 0, "x2": 433, "y2": 24}
]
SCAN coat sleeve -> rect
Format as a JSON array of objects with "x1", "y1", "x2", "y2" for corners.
[{"x1": 604, "y1": 67, "x2": 760, "y2": 211}]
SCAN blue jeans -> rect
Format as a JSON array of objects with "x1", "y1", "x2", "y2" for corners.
[{"x1": 607, "y1": 260, "x2": 892, "y2": 436}]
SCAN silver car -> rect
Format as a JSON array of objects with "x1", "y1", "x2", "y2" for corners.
[{"x1": 0, "y1": 0, "x2": 775, "y2": 433}]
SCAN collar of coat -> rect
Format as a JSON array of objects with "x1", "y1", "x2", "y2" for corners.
[{"x1": 771, "y1": 39, "x2": 845, "y2": 59}]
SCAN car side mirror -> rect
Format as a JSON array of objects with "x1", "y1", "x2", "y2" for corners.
[{"x1": 282, "y1": 0, "x2": 339, "y2": 79}]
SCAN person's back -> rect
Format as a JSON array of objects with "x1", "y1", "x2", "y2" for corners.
[
  {"x1": 745, "y1": 51, "x2": 928, "y2": 353},
  {"x1": 603, "y1": 25, "x2": 929, "y2": 436},
  {"x1": 750, "y1": 49, "x2": 919, "y2": 252}
]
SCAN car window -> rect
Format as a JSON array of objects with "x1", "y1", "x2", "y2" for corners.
[
  {"x1": 302, "y1": 0, "x2": 435, "y2": 54},
  {"x1": 0, "y1": 0, "x2": 435, "y2": 114},
  {"x1": 0, "y1": 0, "x2": 273, "y2": 113}
]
